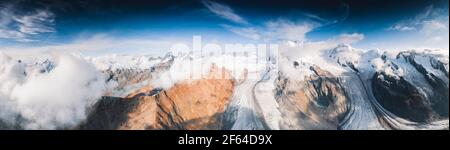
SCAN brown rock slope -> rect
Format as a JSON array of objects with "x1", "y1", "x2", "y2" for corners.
[
  {"x1": 78, "y1": 65, "x2": 234, "y2": 130},
  {"x1": 275, "y1": 65, "x2": 348, "y2": 129}
]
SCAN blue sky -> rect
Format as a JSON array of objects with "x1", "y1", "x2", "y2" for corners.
[{"x1": 0, "y1": 0, "x2": 449, "y2": 55}]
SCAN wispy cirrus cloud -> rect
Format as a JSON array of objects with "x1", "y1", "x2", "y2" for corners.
[
  {"x1": 201, "y1": 0, "x2": 249, "y2": 25},
  {"x1": 221, "y1": 19, "x2": 316, "y2": 42},
  {"x1": 387, "y1": 5, "x2": 447, "y2": 32},
  {"x1": 201, "y1": 0, "x2": 316, "y2": 42},
  {"x1": 0, "y1": 4, "x2": 55, "y2": 42},
  {"x1": 387, "y1": 5, "x2": 449, "y2": 46},
  {"x1": 202, "y1": 0, "x2": 351, "y2": 44}
]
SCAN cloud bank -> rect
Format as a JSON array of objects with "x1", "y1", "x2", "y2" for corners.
[
  {"x1": 0, "y1": 35, "x2": 187, "y2": 58},
  {"x1": 0, "y1": 52, "x2": 106, "y2": 129}
]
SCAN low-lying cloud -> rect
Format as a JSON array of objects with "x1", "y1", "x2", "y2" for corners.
[{"x1": 0, "y1": 52, "x2": 106, "y2": 129}]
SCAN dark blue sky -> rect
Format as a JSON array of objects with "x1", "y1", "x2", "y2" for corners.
[{"x1": 0, "y1": 0, "x2": 449, "y2": 54}]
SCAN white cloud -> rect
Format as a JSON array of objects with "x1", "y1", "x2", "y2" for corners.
[
  {"x1": 333, "y1": 33, "x2": 365, "y2": 44},
  {"x1": 221, "y1": 24, "x2": 261, "y2": 40},
  {"x1": 277, "y1": 32, "x2": 365, "y2": 68},
  {"x1": 0, "y1": 35, "x2": 187, "y2": 57},
  {"x1": 387, "y1": 5, "x2": 447, "y2": 33},
  {"x1": 14, "y1": 9, "x2": 55, "y2": 35},
  {"x1": 202, "y1": 1, "x2": 351, "y2": 44},
  {"x1": 201, "y1": 1, "x2": 347, "y2": 43},
  {"x1": 221, "y1": 19, "x2": 316, "y2": 42},
  {"x1": 0, "y1": 5, "x2": 55, "y2": 42},
  {"x1": 387, "y1": 5, "x2": 434, "y2": 31},
  {"x1": 0, "y1": 28, "x2": 26, "y2": 39},
  {"x1": 426, "y1": 36, "x2": 444, "y2": 44},
  {"x1": 202, "y1": 0, "x2": 248, "y2": 25},
  {"x1": 388, "y1": 25, "x2": 416, "y2": 31},
  {"x1": 0, "y1": 52, "x2": 107, "y2": 129},
  {"x1": 421, "y1": 20, "x2": 447, "y2": 35},
  {"x1": 386, "y1": 5, "x2": 449, "y2": 50},
  {"x1": 264, "y1": 19, "x2": 315, "y2": 42}
]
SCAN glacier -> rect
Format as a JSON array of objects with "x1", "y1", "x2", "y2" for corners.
[{"x1": 0, "y1": 44, "x2": 448, "y2": 130}]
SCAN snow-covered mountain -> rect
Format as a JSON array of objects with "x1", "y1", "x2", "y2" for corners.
[{"x1": 0, "y1": 44, "x2": 448, "y2": 130}]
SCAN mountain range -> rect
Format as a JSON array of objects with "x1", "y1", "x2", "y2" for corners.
[{"x1": 0, "y1": 44, "x2": 448, "y2": 130}]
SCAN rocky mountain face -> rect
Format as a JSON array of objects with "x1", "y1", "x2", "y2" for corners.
[
  {"x1": 1, "y1": 45, "x2": 448, "y2": 130},
  {"x1": 369, "y1": 51, "x2": 449, "y2": 129},
  {"x1": 78, "y1": 65, "x2": 235, "y2": 130},
  {"x1": 274, "y1": 66, "x2": 348, "y2": 129},
  {"x1": 77, "y1": 45, "x2": 448, "y2": 130},
  {"x1": 327, "y1": 45, "x2": 449, "y2": 129}
]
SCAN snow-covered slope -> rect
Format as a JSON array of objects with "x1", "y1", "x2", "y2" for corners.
[
  {"x1": 325, "y1": 45, "x2": 448, "y2": 129},
  {"x1": 0, "y1": 44, "x2": 448, "y2": 130}
]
